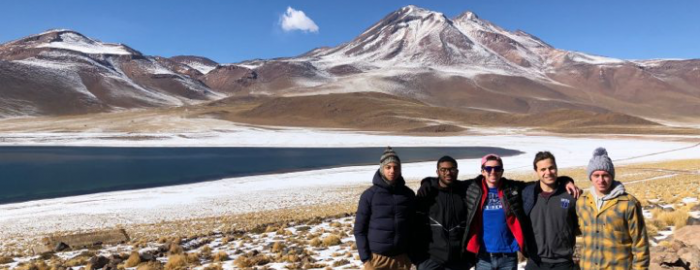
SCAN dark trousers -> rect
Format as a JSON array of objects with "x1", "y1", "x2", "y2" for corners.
[
  {"x1": 417, "y1": 258, "x2": 472, "y2": 270},
  {"x1": 525, "y1": 259, "x2": 575, "y2": 270}
]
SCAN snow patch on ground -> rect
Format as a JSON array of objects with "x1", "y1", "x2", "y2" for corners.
[{"x1": 681, "y1": 197, "x2": 698, "y2": 204}]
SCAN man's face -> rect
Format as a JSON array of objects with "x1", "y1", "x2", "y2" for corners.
[
  {"x1": 382, "y1": 162, "x2": 401, "y2": 182},
  {"x1": 535, "y1": 158, "x2": 558, "y2": 186},
  {"x1": 481, "y1": 160, "x2": 503, "y2": 187},
  {"x1": 437, "y1": 161, "x2": 458, "y2": 187},
  {"x1": 590, "y1": 170, "x2": 613, "y2": 195}
]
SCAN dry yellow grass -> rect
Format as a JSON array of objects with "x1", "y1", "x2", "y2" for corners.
[
  {"x1": 233, "y1": 253, "x2": 271, "y2": 268},
  {"x1": 199, "y1": 245, "x2": 212, "y2": 260},
  {"x1": 646, "y1": 223, "x2": 659, "y2": 236},
  {"x1": 15, "y1": 261, "x2": 49, "y2": 270},
  {"x1": 136, "y1": 261, "x2": 164, "y2": 270},
  {"x1": 202, "y1": 263, "x2": 223, "y2": 270},
  {"x1": 212, "y1": 251, "x2": 229, "y2": 262},
  {"x1": 0, "y1": 256, "x2": 13, "y2": 264},
  {"x1": 271, "y1": 242, "x2": 285, "y2": 253},
  {"x1": 332, "y1": 259, "x2": 350, "y2": 267},
  {"x1": 64, "y1": 255, "x2": 90, "y2": 267},
  {"x1": 164, "y1": 254, "x2": 189, "y2": 270},
  {"x1": 308, "y1": 237, "x2": 322, "y2": 247},
  {"x1": 124, "y1": 251, "x2": 141, "y2": 267},
  {"x1": 168, "y1": 243, "x2": 184, "y2": 255},
  {"x1": 321, "y1": 235, "x2": 342, "y2": 247}
]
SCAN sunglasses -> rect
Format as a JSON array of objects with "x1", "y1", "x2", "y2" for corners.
[{"x1": 482, "y1": 166, "x2": 504, "y2": 173}]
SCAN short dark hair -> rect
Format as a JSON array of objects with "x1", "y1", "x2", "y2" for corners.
[
  {"x1": 533, "y1": 151, "x2": 557, "y2": 171},
  {"x1": 437, "y1": 156, "x2": 457, "y2": 168}
]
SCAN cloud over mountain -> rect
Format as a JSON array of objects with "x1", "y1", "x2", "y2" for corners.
[{"x1": 280, "y1": 7, "x2": 319, "y2": 33}]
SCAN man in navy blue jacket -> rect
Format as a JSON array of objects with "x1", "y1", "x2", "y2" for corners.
[{"x1": 354, "y1": 146, "x2": 416, "y2": 270}]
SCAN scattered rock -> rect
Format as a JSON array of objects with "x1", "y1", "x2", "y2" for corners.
[
  {"x1": 672, "y1": 225, "x2": 700, "y2": 249},
  {"x1": 53, "y1": 242, "x2": 70, "y2": 252},
  {"x1": 687, "y1": 217, "x2": 700, "y2": 226},
  {"x1": 650, "y1": 227, "x2": 700, "y2": 270},
  {"x1": 89, "y1": 255, "x2": 110, "y2": 269}
]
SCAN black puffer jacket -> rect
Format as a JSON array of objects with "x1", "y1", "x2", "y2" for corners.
[
  {"x1": 413, "y1": 177, "x2": 468, "y2": 264},
  {"x1": 354, "y1": 170, "x2": 416, "y2": 262}
]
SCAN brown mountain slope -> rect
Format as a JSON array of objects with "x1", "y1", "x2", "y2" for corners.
[{"x1": 197, "y1": 92, "x2": 661, "y2": 133}]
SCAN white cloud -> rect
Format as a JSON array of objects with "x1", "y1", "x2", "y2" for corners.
[{"x1": 280, "y1": 6, "x2": 319, "y2": 33}]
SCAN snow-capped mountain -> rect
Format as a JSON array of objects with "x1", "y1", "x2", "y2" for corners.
[
  {"x1": 250, "y1": 5, "x2": 699, "y2": 122},
  {"x1": 1, "y1": 6, "x2": 699, "y2": 124},
  {"x1": 0, "y1": 29, "x2": 220, "y2": 117}
]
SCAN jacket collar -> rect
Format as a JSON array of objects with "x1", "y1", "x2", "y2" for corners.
[{"x1": 373, "y1": 169, "x2": 406, "y2": 189}]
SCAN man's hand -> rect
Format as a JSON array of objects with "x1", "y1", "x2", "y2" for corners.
[{"x1": 561, "y1": 176, "x2": 582, "y2": 199}]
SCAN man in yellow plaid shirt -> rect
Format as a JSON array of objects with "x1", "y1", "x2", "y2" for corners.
[{"x1": 576, "y1": 147, "x2": 649, "y2": 270}]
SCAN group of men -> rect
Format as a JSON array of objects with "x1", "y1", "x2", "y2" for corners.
[{"x1": 354, "y1": 147, "x2": 649, "y2": 270}]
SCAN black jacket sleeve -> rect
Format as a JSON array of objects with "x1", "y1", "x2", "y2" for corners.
[{"x1": 354, "y1": 189, "x2": 373, "y2": 262}]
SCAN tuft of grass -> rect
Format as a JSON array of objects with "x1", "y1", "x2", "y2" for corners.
[
  {"x1": 332, "y1": 259, "x2": 350, "y2": 267},
  {"x1": 199, "y1": 245, "x2": 212, "y2": 260},
  {"x1": 233, "y1": 256, "x2": 252, "y2": 268},
  {"x1": 168, "y1": 243, "x2": 184, "y2": 255},
  {"x1": 136, "y1": 261, "x2": 164, "y2": 270},
  {"x1": 0, "y1": 256, "x2": 14, "y2": 264},
  {"x1": 202, "y1": 263, "x2": 223, "y2": 270},
  {"x1": 164, "y1": 254, "x2": 189, "y2": 270},
  {"x1": 655, "y1": 209, "x2": 689, "y2": 229},
  {"x1": 65, "y1": 255, "x2": 90, "y2": 267},
  {"x1": 213, "y1": 251, "x2": 229, "y2": 262},
  {"x1": 646, "y1": 223, "x2": 658, "y2": 236},
  {"x1": 125, "y1": 251, "x2": 141, "y2": 267},
  {"x1": 658, "y1": 241, "x2": 672, "y2": 248},
  {"x1": 308, "y1": 237, "x2": 322, "y2": 247},
  {"x1": 271, "y1": 242, "x2": 285, "y2": 253},
  {"x1": 322, "y1": 235, "x2": 342, "y2": 247}
]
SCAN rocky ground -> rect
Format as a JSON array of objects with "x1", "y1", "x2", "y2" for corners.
[{"x1": 0, "y1": 215, "x2": 363, "y2": 270}]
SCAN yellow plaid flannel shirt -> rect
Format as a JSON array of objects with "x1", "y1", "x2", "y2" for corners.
[{"x1": 576, "y1": 192, "x2": 649, "y2": 270}]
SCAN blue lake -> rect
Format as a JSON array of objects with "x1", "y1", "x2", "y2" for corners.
[{"x1": 0, "y1": 146, "x2": 522, "y2": 204}]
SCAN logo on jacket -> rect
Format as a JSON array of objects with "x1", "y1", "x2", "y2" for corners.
[{"x1": 560, "y1": 199, "x2": 570, "y2": 208}]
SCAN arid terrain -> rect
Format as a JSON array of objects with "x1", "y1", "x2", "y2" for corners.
[{"x1": 1, "y1": 92, "x2": 699, "y2": 137}]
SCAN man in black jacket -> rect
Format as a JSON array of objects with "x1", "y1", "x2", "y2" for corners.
[
  {"x1": 414, "y1": 156, "x2": 470, "y2": 270},
  {"x1": 521, "y1": 152, "x2": 578, "y2": 270},
  {"x1": 354, "y1": 147, "x2": 415, "y2": 270}
]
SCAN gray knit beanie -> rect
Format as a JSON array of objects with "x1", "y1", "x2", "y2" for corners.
[
  {"x1": 380, "y1": 146, "x2": 401, "y2": 169},
  {"x1": 587, "y1": 147, "x2": 615, "y2": 180}
]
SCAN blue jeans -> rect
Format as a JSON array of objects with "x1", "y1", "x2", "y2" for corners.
[{"x1": 475, "y1": 252, "x2": 518, "y2": 270}]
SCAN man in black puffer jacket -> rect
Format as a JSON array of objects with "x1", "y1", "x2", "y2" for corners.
[
  {"x1": 354, "y1": 147, "x2": 415, "y2": 270},
  {"x1": 413, "y1": 156, "x2": 471, "y2": 270}
]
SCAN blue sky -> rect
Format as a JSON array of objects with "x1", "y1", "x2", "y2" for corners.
[{"x1": 1, "y1": 1, "x2": 698, "y2": 63}]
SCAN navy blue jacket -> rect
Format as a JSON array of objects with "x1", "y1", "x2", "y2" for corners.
[{"x1": 354, "y1": 170, "x2": 416, "y2": 262}]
